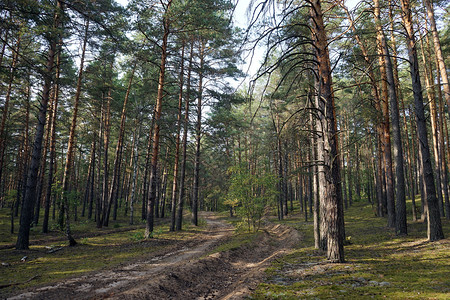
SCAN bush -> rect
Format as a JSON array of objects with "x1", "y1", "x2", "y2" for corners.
[{"x1": 226, "y1": 164, "x2": 278, "y2": 232}]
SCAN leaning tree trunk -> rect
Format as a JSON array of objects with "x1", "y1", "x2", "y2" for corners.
[
  {"x1": 145, "y1": 0, "x2": 172, "y2": 238},
  {"x1": 16, "y1": 0, "x2": 62, "y2": 250},
  {"x1": 311, "y1": 0, "x2": 344, "y2": 262},
  {"x1": 400, "y1": 0, "x2": 444, "y2": 241}
]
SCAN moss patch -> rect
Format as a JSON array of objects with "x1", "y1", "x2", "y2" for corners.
[
  {"x1": 0, "y1": 212, "x2": 206, "y2": 296},
  {"x1": 250, "y1": 200, "x2": 450, "y2": 299}
]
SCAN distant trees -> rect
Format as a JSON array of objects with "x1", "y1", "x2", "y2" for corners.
[{"x1": 0, "y1": 0, "x2": 447, "y2": 258}]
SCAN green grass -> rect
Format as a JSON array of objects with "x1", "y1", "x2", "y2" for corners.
[
  {"x1": 0, "y1": 207, "x2": 207, "y2": 296},
  {"x1": 207, "y1": 231, "x2": 262, "y2": 255},
  {"x1": 250, "y1": 199, "x2": 450, "y2": 299}
]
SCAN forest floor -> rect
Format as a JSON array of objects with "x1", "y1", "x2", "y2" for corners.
[
  {"x1": 0, "y1": 212, "x2": 301, "y2": 299},
  {"x1": 1, "y1": 200, "x2": 449, "y2": 299},
  {"x1": 250, "y1": 201, "x2": 450, "y2": 299}
]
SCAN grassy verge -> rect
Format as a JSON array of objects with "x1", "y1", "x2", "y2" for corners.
[
  {"x1": 250, "y1": 200, "x2": 450, "y2": 299},
  {"x1": 0, "y1": 208, "x2": 206, "y2": 296}
]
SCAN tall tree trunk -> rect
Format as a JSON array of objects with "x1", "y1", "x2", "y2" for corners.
[
  {"x1": 0, "y1": 32, "x2": 20, "y2": 186},
  {"x1": 408, "y1": 105, "x2": 418, "y2": 220},
  {"x1": 108, "y1": 64, "x2": 136, "y2": 223},
  {"x1": 129, "y1": 122, "x2": 140, "y2": 225},
  {"x1": 314, "y1": 69, "x2": 326, "y2": 251},
  {"x1": 374, "y1": 0, "x2": 396, "y2": 229},
  {"x1": 192, "y1": 40, "x2": 205, "y2": 226},
  {"x1": 389, "y1": 0, "x2": 415, "y2": 222},
  {"x1": 60, "y1": 18, "x2": 89, "y2": 246},
  {"x1": 96, "y1": 102, "x2": 104, "y2": 228},
  {"x1": 34, "y1": 100, "x2": 52, "y2": 226},
  {"x1": 145, "y1": 0, "x2": 172, "y2": 238},
  {"x1": 377, "y1": 3, "x2": 407, "y2": 234},
  {"x1": 436, "y1": 63, "x2": 450, "y2": 219},
  {"x1": 16, "y1": 1, "x2": 62, "y2": 250},
  {"x1": 400, "y1": 0, "x2": 444, "y2": 241},
  {"x1": 346, "y1": 122, "x2": 353, "y2": 207},
  {"x1": 422, "y1": 0, "x2": 450, "y2": 117},
  {"x1": 176, "y1": 40, "x2": 193, "y2": 231},
  {"x1": 101, "y1": 88, "x2": 112, "y2": 227},
  {"x1": 87, "y1": 138, "x2": 96, "y2": 220},
  {"x1": 83, "y1": 139, "x2": 95, "y2": 218},
  {"x1": 419, "y1": 29, "x2": 445, "y2": 218},
  {"x1": 355, "y1": 143, "x2": 361, "y2": 201},
  {"x1": 142, "y1": 120, "x2": 153, "y2": 221},
  {"x1": 284, "y1": 141, "x2": 290, "y2": 214},
  {"x1": 15, "y1": 76, "x2": 31, "y2": 219},
  {"x1": 311, "y1": 0, "x2": 344, "y2": 262},
  {"x1": 342, "y1": 3, "x2": 385, "y2": 212},
  {"x1": 170, "y1": 42, "x2": 185, "y2": 231},
  {"x1": 310, "y1": 112, "x2": 320, "y2": 249}
]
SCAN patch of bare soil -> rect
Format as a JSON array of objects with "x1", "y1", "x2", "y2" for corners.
[{"x1": 6, "y1": 214, "x2": 301, "y2": 300}]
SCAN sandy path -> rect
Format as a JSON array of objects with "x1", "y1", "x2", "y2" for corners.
[{"x1": 7, "y1": 214, "x2": 300, "y2": 300}]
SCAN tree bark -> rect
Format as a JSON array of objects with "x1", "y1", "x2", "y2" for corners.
[
  {"x1": 129, "y1": 122, "x2": 140, "y2": 225},
  {"x1": 400, "y1": 0, "x2": 444, "y2": 241},
  {"x1": 176, "y1": 40, "x2": 193, "y2": 231},
  {"x1": 145, "y1": 0, "x2": 172, "y2": 238},
  {"x1": 378, "y1": 6, "x2": 407, "y2": 234},
  {"x1": 374, "y1": 0, "x2": 396, "y2": 229},
  {"x1": 101, "y1": 87, "x2": 112, "y2": 227},
  {"x1": 435, "y1": 62, "x2": 450, "y2": 219},
  {"x1": 170, "y1": 42, "x2": 185, "y2": 231},
  {"x1": 16, "y1": 0, "x2": 62, "y2": 250},
  {"x1": 60, "y1": 18, "x2": 89, "y2": 246},
  {"x1": 419, "y1": 29, "x2": 445, "y2": 218},
  {"x1": 422, "y1": 0, "x2": 450, "y2": 118},
  {"x1": 311, "y1": 0, "x2": 344, "y2": 262},
  {"x1": 0, "y1": 34, "x2": 20, "y2": 190},
  {"x1": 192, "y1": 39, "x2": 205, "y2": 226},
  {"x1": 108, "y1": 63, "x2": 136, "y2": 223},
  {"x1": 309, "y1": 113, "x2": 320, "y2": 249}
]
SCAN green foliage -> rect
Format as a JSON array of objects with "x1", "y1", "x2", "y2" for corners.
[
  {"x1": 5, "y1": 190, "x2": 17, "y2": 205},
  {"x1": 226, "y1": 164, "x2": 278, "y2": 232},
  {"x1": 130, "y1": 231, "x2": 145, "y2": 241}
]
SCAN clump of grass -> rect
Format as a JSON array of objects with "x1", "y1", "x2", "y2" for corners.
[
  {"x1": 208, "y1": 231, "x2": 262, "y2": 255},
  {"x1": 250, "y1": 199, "x2": 450, "y2": 299}
]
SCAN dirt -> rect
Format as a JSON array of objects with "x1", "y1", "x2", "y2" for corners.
[{"x1": 5, "y1": 213, "x2": 301, "y2": 300}]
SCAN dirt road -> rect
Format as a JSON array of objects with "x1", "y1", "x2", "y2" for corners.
[{"x1": 7, "y1": 213, "x2": 300, "y2": 299}]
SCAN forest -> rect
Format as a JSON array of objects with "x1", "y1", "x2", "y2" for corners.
[{"x1": 0, "y1": 0, "x2": 449, "y2": 298}]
